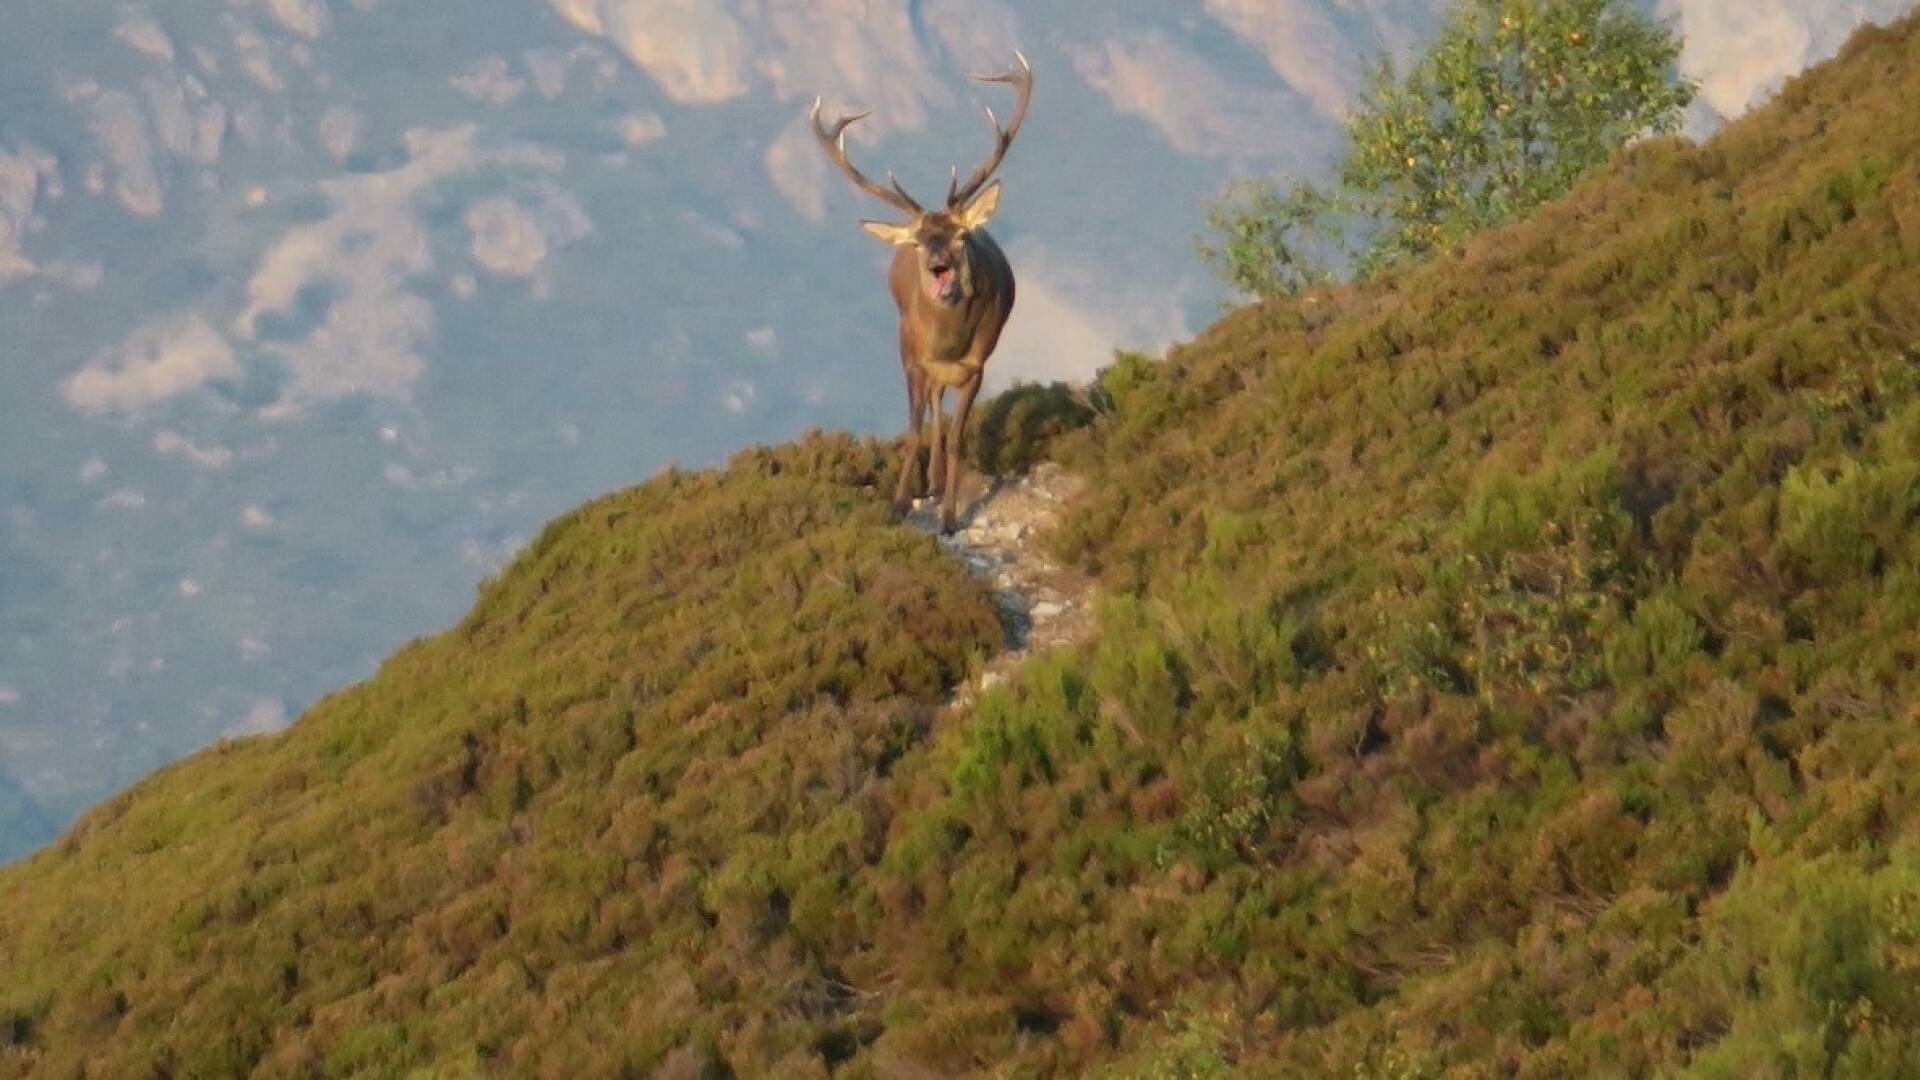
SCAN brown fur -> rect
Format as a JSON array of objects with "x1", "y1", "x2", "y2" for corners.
[
  {"x1": 812, "y1": 55, "x2": 1032, "y2": 532},
  {"x1": 886, "y1": 216, "x2": 1016, "y2": 529}
]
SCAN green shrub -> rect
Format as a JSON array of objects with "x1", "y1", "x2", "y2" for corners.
[
  {"x1": 1207, "y1": 0, "x2": 1695, "y2": 295},
  {"x1": 1603, "y1": 590, "x2": 1704, "y2": 688},
  {"x1": 1777, "y1": 459, "x2": 1920, "y2": 584},
  {"x1": 8, "y1": 14, "x2": 1920, "y2": 1078}
]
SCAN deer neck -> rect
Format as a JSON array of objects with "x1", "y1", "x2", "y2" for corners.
[{"x1": 911, "y1": 281, "x2": 996, "y2": 359}]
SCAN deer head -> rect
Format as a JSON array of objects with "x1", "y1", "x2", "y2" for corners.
[{"x1": 810, "y1": 52, "x2": 1033, "y2": 308}]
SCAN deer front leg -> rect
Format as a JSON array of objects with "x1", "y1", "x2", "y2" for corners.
[
  {"x1": 941, "y1": 377, "x2": 982, "y2": 534},
  {"x1": 892, "y1": 375, "x2": 928, "y2": 513},
  {"x1": 927, "y1": 386, "x2": 948, "y2": 495}
]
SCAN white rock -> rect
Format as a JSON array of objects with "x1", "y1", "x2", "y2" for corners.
[{"x1": 1032, "y1": 601, "x2": 1064, "y2": 620}]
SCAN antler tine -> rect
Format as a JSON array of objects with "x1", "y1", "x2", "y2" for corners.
[
  {"x1": 949, "y1": 51, "x2": 1034, "y2": 209},
  {"x1": 885, "y1": 171, "x2": 919, "y2": 207},
  {"x1": 809, "y1": 97, "x2": 924, "y2": 216},
  {"x1": 968, "y1": 48, "x2": 1032, "y2": 86}
]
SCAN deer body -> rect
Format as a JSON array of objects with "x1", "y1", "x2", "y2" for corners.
[
  {"x1": 887, "y1": 231, "x2": 1014, "y2": 385},
  {"x1": 812, "y1": 54, "x2": 1032, "y2": 533},
  {"x1": 887, "y1": 226, "x2": 1014, "y2": 527}
]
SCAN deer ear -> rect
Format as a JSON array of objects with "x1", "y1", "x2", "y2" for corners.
[
  {"x1": 861, "y1": 220, "x2": 918, "y2": 246},
  {"x1": 956, "y1": 180, "x2": 1002, "y2": 230}
]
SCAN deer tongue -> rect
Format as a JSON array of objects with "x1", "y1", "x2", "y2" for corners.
[{"x1": 928, "y1": 266, "x2": 956, "y2": 303}]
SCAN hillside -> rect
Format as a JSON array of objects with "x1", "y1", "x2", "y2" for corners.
[
  {"x1": 0, "y1": 0, "x2": 1287, "y2": 858},
  {"x1": 8, "y1": 13, "x2": 1920, "y2": 1077}
]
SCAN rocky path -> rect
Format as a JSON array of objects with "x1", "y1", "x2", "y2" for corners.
[{"x1": 905, "y1": 463, "x2": 1098, "y2": 709}]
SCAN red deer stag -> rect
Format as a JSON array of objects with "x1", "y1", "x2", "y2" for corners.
[{"x1": 811, "y1": 52, "x2": 1032, "y2": 533}]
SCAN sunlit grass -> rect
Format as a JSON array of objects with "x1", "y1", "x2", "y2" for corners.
[{"x1": 6, "y1": 14, "x2": 1920, "y2": 1077}]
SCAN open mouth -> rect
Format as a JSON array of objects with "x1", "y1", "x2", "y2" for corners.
[{"x1": 928, "y1": 264, "x2": 956, "y2": 302}]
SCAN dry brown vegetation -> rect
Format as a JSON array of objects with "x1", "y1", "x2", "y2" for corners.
[{"x1": 7, "y1": 14, "x2": 1920, "y2": 1077}]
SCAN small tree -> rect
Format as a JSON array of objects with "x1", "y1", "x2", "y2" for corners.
[
  {"x1": 1204, "y1": 0, "x2": 1696, "y2": 296},
  {"x1": 1199, "y1": 180, "x2": 1339, "y2": 300}
]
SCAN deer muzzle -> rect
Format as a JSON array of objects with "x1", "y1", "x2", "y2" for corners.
[{"x1": 927, "y1": 260, "x2": 959, "y2": 304}]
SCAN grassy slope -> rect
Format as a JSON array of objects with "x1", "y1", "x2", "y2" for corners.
[
  {"x1": 8, "y1": 15, "x2": 1920, "y2": 1077},
  {"x1": 1026, "y1": 16, "x2": 1920, "y2": 1074},
  {"x1": 0, "y1": 436, "x2": 1005, "y2": 1077}
]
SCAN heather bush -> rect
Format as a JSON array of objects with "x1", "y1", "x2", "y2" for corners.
[{"x1": 7, "y1": 14, "x2": 1920, "y2": 1077}]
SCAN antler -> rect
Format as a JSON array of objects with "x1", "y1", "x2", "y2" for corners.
[
  {"x1": 809, "y1": 98, "x2": 924, "y2": 216},
  {"x1": 947, "y1": 51, "x2": 1033, "y2": 209}
]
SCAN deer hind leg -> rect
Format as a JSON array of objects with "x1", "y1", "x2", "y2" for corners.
[
  {"x1": 928, "y1": 385, "x2": 949, "y2": 493},
  {"x1": 891, "y1": 372, "x2": 928, "y2": 513},
  {"x1": 940, "y1": 377, "x2": 982, "y2": 534}
]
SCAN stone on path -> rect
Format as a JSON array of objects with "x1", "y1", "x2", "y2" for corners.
[{"x1": 904, "y1": 464, "x2": 1096, "y2": 710}]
